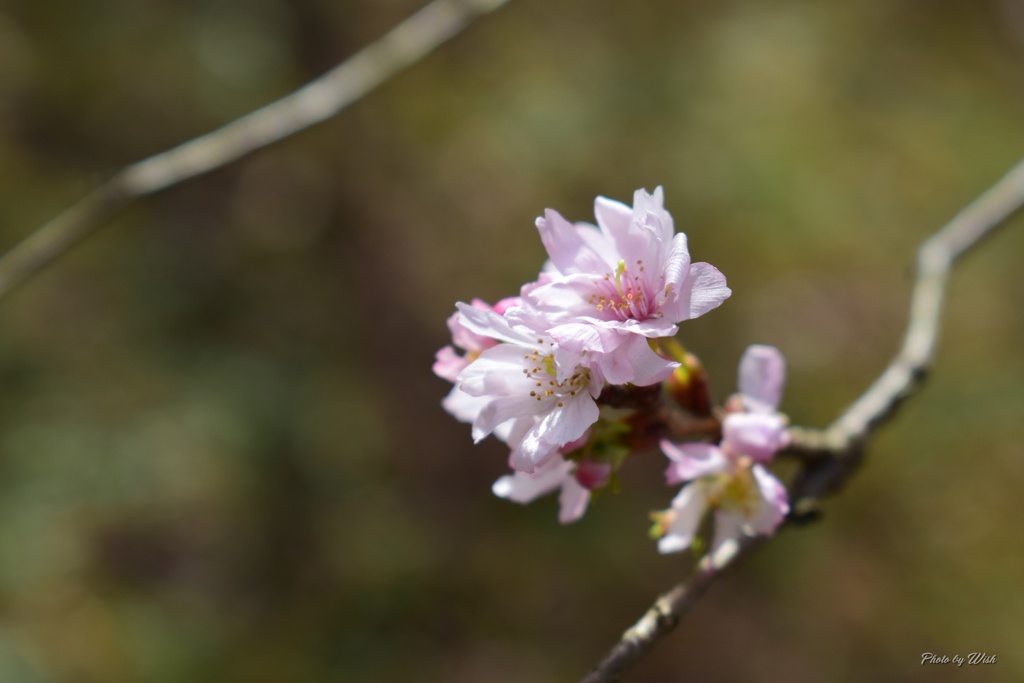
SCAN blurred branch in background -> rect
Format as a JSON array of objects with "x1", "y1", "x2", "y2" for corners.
[
  {"x1": 581, "y1": 156, "x2": 1024, "y2": 683},
  {"x1": 0, "y1": 0, "x2": 508, "y2": 300}
]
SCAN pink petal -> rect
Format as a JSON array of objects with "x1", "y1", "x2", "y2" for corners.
[
  {"x1": 661, "y1": 441, "x2": 729, "y2": 484},
  {"x1": 536, "y1": 209, "x2": 609, "y2": 275},
  {"x1": 738, "y1": 345, "x2": 786, "y2": 412},
  {"x1": 574, "y1": 459, "x2": 612, "y2": 489},
  {"x1": 593, "y1": 195, "x2": 633, "y2": 242},
  {"x1": 548, "y1": 322, "x2": 626, "y2": 354},
  {"x1": 574, "y1": 222, "x2": 619, "y2": 271},
  {"x1": 613, "y1": 334, "x2": 678, "y2": 386},
  {"x1": 537, "y1": 260, "x2": 561, "y2": 280},
  {"x1": 491, "y1": 296, "x2": 522, "y2": 315},
  {"x1": 663, "y1": 261, "x2": 731, "y2": 322},
  {"x1": 595, "y1": 194, "x2": 664, "y2": 268},
  {"x1": 449, "y1": 300, "x2": 489, "y2": 348},
  {"x1": 433, "y1": 345, "x2": 466, "y2": 383},
  {"x1": 523, "y1": 275, "x2": 608, "y2": 325},
  {"x1": 721, "y1": 412, "x2": 790, "y2": 462}
]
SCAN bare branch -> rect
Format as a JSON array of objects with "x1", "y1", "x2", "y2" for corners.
[
  {"x1": 824, "y1": 156, "x2": 1024, "y2": 450},
  {"x1": 0, "y1": 0, "x2": 509, "y2": 299},
  {"x1": 580, "y1": 156, "x2": 1024, "y2": 683},
  {"x1": 580, "y1": 537, "x2": 763, "y2": 683}
]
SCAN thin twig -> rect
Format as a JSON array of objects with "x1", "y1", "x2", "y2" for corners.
[
  {"x1": 579, "y1": 536, "x2": 764, "y2": 683},
  {"x1": 0, "y1": 0, "x2": 509, "y2": 299},
  {"x1": 580, "y1": 156, "x2": 1024, "y2": 683},
  {"x1": 824, "y1": 155, "x2": 1024, "y2": 449}
]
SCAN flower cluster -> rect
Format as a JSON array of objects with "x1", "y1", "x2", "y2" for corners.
[{"x1": 435, "y1": 187, "x2": 791, "y2": 552}]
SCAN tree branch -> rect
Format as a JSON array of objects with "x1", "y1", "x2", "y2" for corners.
[
  {"x1": 824, "y1": 155, "x2": 1024, "y2": 450},
  {"x1": 580, "y1": 156, "x2": 1024, "y2": 683},
  {"x1": 579, "y1": 536, "x2": 764, "y2": 683},
  {"x1": 0, "y1": 0, "x2": 509, "y2": 299}
]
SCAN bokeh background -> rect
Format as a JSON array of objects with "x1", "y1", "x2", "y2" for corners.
[{"x1": 0, "y1": 0, "x2": 1022, "y2": 681}]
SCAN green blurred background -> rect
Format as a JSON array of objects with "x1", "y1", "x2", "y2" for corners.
[{"x1": 0, "y1": 0, "x2": 1022, "y2": 680}]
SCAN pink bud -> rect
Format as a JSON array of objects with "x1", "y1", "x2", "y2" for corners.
[{"x1": 575, "y1": 460, "x2": 613, "y2": 490}]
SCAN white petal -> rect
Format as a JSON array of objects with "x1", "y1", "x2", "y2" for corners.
[
  {"x1": 510, "y1": 428, "x2": 559, "y2": 472},
  {"x1": 710, "y1": 510, "x2": 745, "y2": 557},
  {"x1": 456, "y1": 303, "x2": 534, "y2": 347},
  {"x1": 508, "y1": 392, "x2": 599, "y2": 472},
  {"x1": 558, "y1": 477, "x2": 591, "y2": 524},
  {"x1": 534, "y1": 393, "x2": 600, "y2": 451},
  {"x1": 441, "y1": 386, "x2": 487, "y2": 425},
  {"x1": 458, "y1": 345, "x2": 535, "y2": 397},
  {"x1": 748, "y1": 465, "x2": 789, "y2": 535},
  {"x1": 658, "y1": 485, "x2": 708, "y2": 554},
  {"x1": 472, "y1": 394, "x2": 542, "y2": 442},
  {"x1": 657, "y1": 535, "x2": 690, "y2": 554},
  {"x1": 492, "y1": 457, "x2": 573, "y2": 503},
  {"x1": 497, "y1": 414, "x2": 536, "y2": 446}
]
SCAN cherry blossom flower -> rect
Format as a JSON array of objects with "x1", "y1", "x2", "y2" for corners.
[
  {"x1": 454, "y1": 303, "x2": 603, "y2": 472},
  {"x1": 516, "y1": 187, "x2": 731, "y2": 385},
  {"x1": 654, "y1": 444, "x2": 788, "y2": 554},
  {"x1": 492, "y1": 455, "x2": 612, "y2": 524},
  {"x1": 655, "y1": 345, "x2": 791, "y2": 554}
]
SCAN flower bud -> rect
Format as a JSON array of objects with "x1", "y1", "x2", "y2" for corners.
[
  {"x1": 574, "y1": 459, "x2": 613, "y2": 490},
  {"x1": 665, "y1": 351, "x2": 712, "y2": 416}
]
